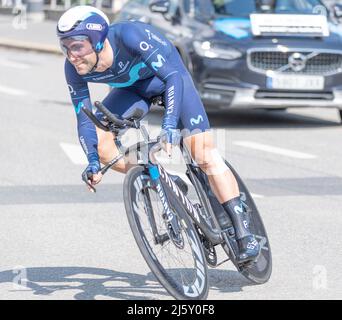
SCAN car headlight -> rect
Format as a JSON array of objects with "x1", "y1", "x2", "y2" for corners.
[{"x1": 193, "y1": 41, "x2": 242, "y2": 60}]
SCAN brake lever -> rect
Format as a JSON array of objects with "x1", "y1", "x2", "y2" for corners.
[{"x1": 82, "y1": 171, "x2": 97, "y2": 193}]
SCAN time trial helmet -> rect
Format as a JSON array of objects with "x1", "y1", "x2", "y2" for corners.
[{"x1": 57, "y1": 5, "x2": 109, "y2": 57}]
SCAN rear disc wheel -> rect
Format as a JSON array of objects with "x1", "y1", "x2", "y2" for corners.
[{"x1": 224, "y1": 160, "x2": 272, "y2": 284}]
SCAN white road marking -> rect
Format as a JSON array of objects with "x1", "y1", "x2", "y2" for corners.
[
  {"x1": 0, "y1": 59, "x2": 30, "y2": 69},
  {"x1": 251, "y1": 193, "x2": 264, "y2": 199},
  {"x1": 233, "y1": 141, "x2": 317, "y2": 159},
  {"x1": 60, "y1": 142, "x2": 87, "y2": 165},
  {"x1": 0, "y1": 84, "x2": 27, "y2": 96}
]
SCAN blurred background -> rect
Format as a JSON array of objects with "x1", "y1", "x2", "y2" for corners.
[{"x1": 0, "y1": 0, "x2": 341, "y2": 300}]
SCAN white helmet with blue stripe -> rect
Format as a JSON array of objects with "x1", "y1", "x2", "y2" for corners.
[{"x1": 57, "y1": 5, "x2": 109, "y2": 53}]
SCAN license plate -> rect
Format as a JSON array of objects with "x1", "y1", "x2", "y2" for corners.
[{"x1": 267, "y1": 75, "x2": 324, "y2": 90}]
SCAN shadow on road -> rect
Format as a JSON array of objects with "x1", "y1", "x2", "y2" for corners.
[
  {"x1": 0, "y1": 266, "x2": 253, "y2": 299},
  {"x1": 146, "y1": 107, "x2": 340, "y2": 129},
  {"x1": 0, "y1": 267, "x2": 166, "y2": 300},
  {"x1": 208, "y1": 269, "x2": 254, "y2": 294}
]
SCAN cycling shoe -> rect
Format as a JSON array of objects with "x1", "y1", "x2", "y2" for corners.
[{"x1": 237, "y1": 235, "x2": 260, "y2": 264}]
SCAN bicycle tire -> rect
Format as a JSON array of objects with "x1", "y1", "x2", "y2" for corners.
[{"x1": 123, "y1": 166, "x2": 209, "y2": 300}]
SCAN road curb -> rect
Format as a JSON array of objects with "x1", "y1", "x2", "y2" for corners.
[
  {"x1": 0, "y1": 7, "x2": 118, "y2": 21},
  {"x1": 0, "y1": 37, "x2": 61, "y2": 55}
]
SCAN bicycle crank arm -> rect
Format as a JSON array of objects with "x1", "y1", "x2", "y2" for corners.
[
  {"x1": 167, "y1": 213, "x2": 182, "y2": 235},
  {"x1": 221, "y1": 232, "x2": 240, "y2": 267}
]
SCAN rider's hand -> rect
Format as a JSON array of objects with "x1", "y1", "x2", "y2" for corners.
[
  {"x1": 160, "y1": 127, "x2": 181, "y2": 158},
  {"x1": 82, "y1": 152, "x2": 102, "y2": 192}
]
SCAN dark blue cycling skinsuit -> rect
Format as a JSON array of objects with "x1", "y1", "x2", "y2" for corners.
[{"x1": 65, "y1": 21, "x2": 210, "y2": 161}]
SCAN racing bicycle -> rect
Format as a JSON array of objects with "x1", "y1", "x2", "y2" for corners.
[{"x1": 82, "y1": 99, "x2": 272, "y2": 300}]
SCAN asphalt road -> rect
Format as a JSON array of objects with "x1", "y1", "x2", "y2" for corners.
[{"x1": 0, "y1": 48, "x2": 341, "y2": 300}]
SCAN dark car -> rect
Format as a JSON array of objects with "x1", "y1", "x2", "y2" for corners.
[{"x1": 115, "y1": 0, "x2": 342, "y2": 122}]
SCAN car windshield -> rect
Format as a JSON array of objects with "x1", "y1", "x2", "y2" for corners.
[{"x1": 211, "y1": 0, "x2": 326, "y2": 17}]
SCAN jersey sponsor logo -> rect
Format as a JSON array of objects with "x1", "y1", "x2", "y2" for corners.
[
  {"x1": 234, "y1": 204, "x2": 244, "y2": 215},
  {"x1": 190, "y1": 115, "x2": 204, "y2": 126},
  {"x1": 139, "y1": 41, "x2": 153, "y2": 51},
  {"x1": 167, "y1": 85, "x2": 175, "y2": 114},
  {"x1": 145, "y1": 29, "x2": 167, "y2": 46},
  {"x1": 79, "y1": 135, "x2": 89, "y2": 155},
  {"x1": 68, "y1": 84, "x2": 76, "y2": 96},
  {"x1": 86, "y1": 23, "x2": 102, "y2": 31},
  {"x1": 93, "y1": 74, "x2": 115, "y2": 81},
  {"x1": 74, "y1": 101, "x2": 84, "y2": 114},
  {"x1": 118, "y1": 60, "x2": 130, "y2": 74},
  {"x1": 145, "y1": 29, "x2": 152, "y2": 40},
  {"x1": 108, "y1": 62, "x2": 146, "y2": 88},
  {"x1": 151, "y1": 54, "x2": 166, "y2": 71}
]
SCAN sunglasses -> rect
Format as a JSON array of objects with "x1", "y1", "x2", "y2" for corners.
[{"x1": 60, "y1": 35, "x2": 94, "y2": 58}]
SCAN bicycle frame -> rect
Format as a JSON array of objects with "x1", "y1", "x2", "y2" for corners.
[
  {"x1": 148, "y1": 161, "x2": 224, "y2": 245},
  {"x1": 110, "y1": 124, "x2": 241, "y2": 252},
  {"x1": 82, "y1": 103, "x2": 241, "y2": 267},
  {"x1": 138, "y1": 138, "x2": 241, "y2": 267}
]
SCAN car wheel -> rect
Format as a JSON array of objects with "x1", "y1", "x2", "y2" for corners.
[{"x1": 339, "y1": 109, "x2": 342, "y2": 123}]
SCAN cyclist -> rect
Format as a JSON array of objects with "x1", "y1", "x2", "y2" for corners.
[{"x1": 57, "y1": 5, "x2": 260, "y2": 263}]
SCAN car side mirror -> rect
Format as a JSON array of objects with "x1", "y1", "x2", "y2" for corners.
[
  {"x1": 149, "y1": 0, "x2": 170, "y2": 14},
  {"x1": 334, "y1": 4, "x2": 342, "y2": 18}
]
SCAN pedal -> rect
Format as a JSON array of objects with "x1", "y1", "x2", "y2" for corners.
[{"x1": 237, "y1": 248, "x2": 261, "y2": 269}]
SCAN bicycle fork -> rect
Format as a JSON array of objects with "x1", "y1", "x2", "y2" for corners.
[{"x1": 147, "y1": 165, "x2": 183, "y2": 242}]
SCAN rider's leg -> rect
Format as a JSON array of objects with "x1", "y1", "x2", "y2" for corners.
[
  {"x1": 183, "y1": 131, "x2": 260, "y2": 262},
  {"x1": 183, "y1": 131, "x2": 239, "y2": 202},
  {"x1": 177, "y1": 68, "x2": 260, "y2": 262},
  {"x1": 96, "y1": 126, "x2": 133, "y2": 174}
]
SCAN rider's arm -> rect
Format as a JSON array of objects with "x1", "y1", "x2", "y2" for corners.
[
  {"x1": 121, "y1": 24, "x2": 183, "y2": 130},
  {"x1": 64, "y1": 60, "x2": 99, "y2": 161}
]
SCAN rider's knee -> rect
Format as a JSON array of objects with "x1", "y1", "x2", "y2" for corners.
[
  {"x1": 197, "y1": 148, "x2": 227, "y2": 176},
  {"x1": 97, "y1": 138, "x2": 128, "y2": 173},
  {"x1": 97, "y1": 143, "x2": 112, "y2": 164},
  {"x1": 111, "y1": 161, "x2": 129, "y2": 174},
  {"x1": 98, "y1": 151, "x2": 128, "y2": 174}
]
